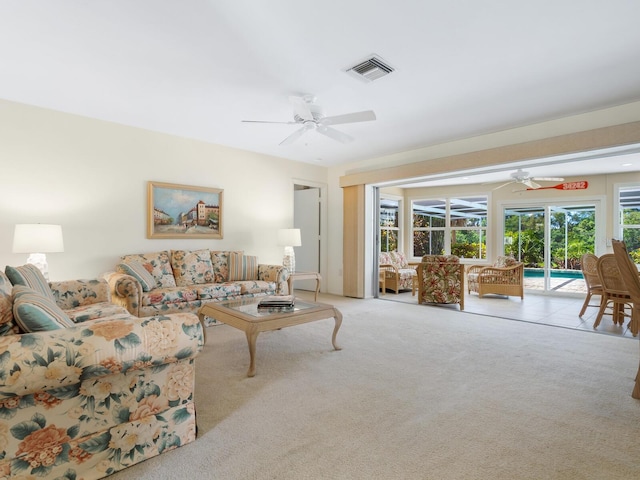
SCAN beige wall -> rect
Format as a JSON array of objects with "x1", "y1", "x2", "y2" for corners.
[
  {"x1": 3, "y1": 98, "x2": 640, "y2": 296},
  {"x1": 0, "y1": 100, "x2": 328, "y2": 281}
]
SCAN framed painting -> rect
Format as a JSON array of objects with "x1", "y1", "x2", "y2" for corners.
[{"x1": 147, "y1": 181, "x2": 223, "y2": 239}]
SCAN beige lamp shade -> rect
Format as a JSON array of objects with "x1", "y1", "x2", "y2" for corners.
[
  {"x1": 13, "y1": 224, "x2": 64, "y2": 253},
  {"x1": 277, "y1": 228, "x2": 302, "y2": 247},
  {"x1": 13, "y1": 224, "x2": 64, "y2": 280}
]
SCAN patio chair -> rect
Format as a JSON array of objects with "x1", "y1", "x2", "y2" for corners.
[
  {"x1": 379, "y1": 251, "x2": 419, "y2": 294},
  {"x1": 417, "y1": 255, "x2": 464, "y2": 310},
  {"x1": 611, "y1": 239, "x2": 640, "y2": 399},
  {"x1": 594, "y1": 253, "x2": 633, "y2": 330},
  {"x1": 579, "y1": 253, "x2": 604, "y2": 317},
  {"x1": 467, "y1": 256, "x2": 524, "y2": 299}
]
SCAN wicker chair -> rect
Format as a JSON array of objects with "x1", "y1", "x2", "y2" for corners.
[
  {"x1": 467, "y1": 256, "x2": 524, "y2": 299},
  {"x1": 417, "y1": 255, "x2": 464, "y2": 310},
  {"x1": 578, "y1": 253, "x2": 604, "y2": 317},
  {"x1": 594, "y1": 253, "x2": 633, "y2": 330},
  {"x1": 611, "y1": 239, "x2": 640, "y2": 399},
  {"x1": 379, "y1": 251, "x2": 419, "y2": 294}
]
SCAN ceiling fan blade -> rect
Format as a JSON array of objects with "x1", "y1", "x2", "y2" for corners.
[
  {"x1": 279, "y1": 126, "x2": 309, "y2": 146},
  {"x1": 241, "y1": 120, "x2": 298, "y2": 124},
  {"x1": 317, "y1": 126, "x2": 354, "y2": 143},
  {"x1": 289, "y1": 96, "x2": 314, "y2": 121},
  {"x1": 533, "y1": 176, "x2": 564, "y2": 182},
  {"x1": 492, "y1": 180, "x2": 515, "y2": 190},
  {"x1": 320, "y1": 110, "x2": 377, "y2": 126},
  {"x1": 525, "y1": 180, "x2": 542, "y2": 189}
]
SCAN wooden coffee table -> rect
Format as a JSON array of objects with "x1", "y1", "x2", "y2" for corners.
[{"x1": 198, "y1": 297, "x2": 342, "y2": 377}]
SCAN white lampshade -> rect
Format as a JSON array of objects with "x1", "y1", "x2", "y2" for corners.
[
  {"x1": 13, "y1": 224, "x2": 64, "y2": 253},
  {"x1": 277, "y1": 228, "x2": 302, "y2": 247},
  {"x1": 13, "y1": 224, "x2": 64, "y2": 281}
]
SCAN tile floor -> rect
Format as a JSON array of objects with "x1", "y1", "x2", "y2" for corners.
[{"x1": 380, "y1": 283, "x2": 636, "y2": 338}]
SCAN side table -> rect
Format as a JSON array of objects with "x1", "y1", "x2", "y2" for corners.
[{"x1": 288, "y1": 271, "x2": 322, "y2": 301}]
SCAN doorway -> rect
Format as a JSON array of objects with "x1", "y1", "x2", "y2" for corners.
[
  {"x1": 294, "y1": 182, "x2": 326, "y2": 292},
  {"x1": 502, "y1": 201, "x2": 600, "y2": 293}
]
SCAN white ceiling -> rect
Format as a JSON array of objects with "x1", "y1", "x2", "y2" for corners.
[{"x1": 2, "y1": 1, "x2": 640, "y2": 184}]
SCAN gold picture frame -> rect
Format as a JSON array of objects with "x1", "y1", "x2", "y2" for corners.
[{"x1": 147, "y1": 181, "x2": 223, "y2": 239}]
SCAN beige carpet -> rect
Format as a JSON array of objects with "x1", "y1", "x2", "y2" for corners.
[{"x1": 110, "y1": 294, "x2": 640, "y2": 480}]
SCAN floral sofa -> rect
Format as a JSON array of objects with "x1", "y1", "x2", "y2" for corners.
[
  {"x1": 0, "y1": 265, "x2": 204, "y2": 479},
  {"x1": 417, "y1": 254, "x2": 465, "y2": 310},
  {"x1": 106, "y1": 249, "x2": 289, "y2": 323},
  {"x1": 379, "y1": 251, "x2": 419, "y2": 294}
]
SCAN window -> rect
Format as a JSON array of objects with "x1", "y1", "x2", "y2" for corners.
[
  {"x1": 412, "y1": 198, "x2": 446, "y2": 256},
  {"x1": 380, "y1": 198, "x2": 399, "y2": 252},
  {"x1": 618, "y1": 185, "x2": 640, "y2": 261},
  {"x1": 412, "y1": 196, "x2": 487, "y2": 259},
  {"x1": 450, "y1": 197, "x2": 488, "y2": 259}
]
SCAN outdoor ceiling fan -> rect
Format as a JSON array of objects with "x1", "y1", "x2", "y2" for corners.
[
  {"x1": 241, "y1": 94, "x2": 376, "y2": 146},
  {"x1": 492, "y1": 169, "x2": 564, "y2": 191}
]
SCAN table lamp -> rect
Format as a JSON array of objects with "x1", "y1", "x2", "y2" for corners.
[
  {"x1": 277, "y1": 228, "x2": 301, "y2": 273},
  {"x1": 12, "y1": 224, "x2": 64, "y2": 280}
]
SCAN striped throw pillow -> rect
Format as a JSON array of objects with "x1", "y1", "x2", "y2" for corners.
[
  {"x1": 228, "y1": 253, "x2": 258, "y2": 281},
  {"x1": 5, "y1": 264, "x2": 56, "y2": 302},
  {"x1": 117, "y1": 261, "x2": 156, "y2": 292},
  {"x1": 12, "y1": 285, "x2": 75, "y2": 332}
]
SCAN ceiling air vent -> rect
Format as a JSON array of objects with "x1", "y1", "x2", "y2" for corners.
[{"x1": 346, "y1": 55, "x2": 394, "y2": 82}]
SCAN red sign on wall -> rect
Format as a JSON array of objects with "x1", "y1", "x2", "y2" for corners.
[{"x1": 528, "y1": 181, "x2": 589, "y2": 191}]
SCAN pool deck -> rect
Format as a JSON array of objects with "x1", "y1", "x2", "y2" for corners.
[{"x1": 525, "y1": 276, "x2": 586, "y2": 294}]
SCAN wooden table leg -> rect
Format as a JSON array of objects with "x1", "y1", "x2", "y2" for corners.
[
  {"x1": 245, "y1": 329, "x2": 259, "y2": 377},
  {"x1": 332, "y1": 308, "x2": 342, "y2": 351}
]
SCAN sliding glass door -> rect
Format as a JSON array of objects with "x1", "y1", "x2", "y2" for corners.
[{"x1": 503, "y1": 202, "x2": 597, "y2": 293}]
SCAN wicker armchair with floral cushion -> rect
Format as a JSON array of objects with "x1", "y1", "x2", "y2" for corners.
[
  {"x1": 467, "y1": 255, "x2": 524, "y2": 299},
  {"x1": 417, "y1": 255, "x2": 464, "y2": 310},
  {"x1": 379, "y1": 252, "x2": 419, "y2": 294}
]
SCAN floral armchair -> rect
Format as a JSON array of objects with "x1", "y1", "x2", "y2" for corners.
[
  {"x1": 417, "y1": 255, "x2": 464, "y2": 310},
  {"x1": 379, "y1": 252, "x2": 419, "y2": 294},
  {"x1": 0, "y1": 268, "x2": 204, "y2": 479},
  {"x1": 467, "y1": 255, "x2": 524, "y2": 299}
]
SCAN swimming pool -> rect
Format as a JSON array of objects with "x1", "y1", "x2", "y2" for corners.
[{"x1": 524, "y1": 269, "x2": 584, "y2": 279}]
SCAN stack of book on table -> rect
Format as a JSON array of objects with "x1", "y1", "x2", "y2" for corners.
[{"x1": 257, "y1": 295, "x2": 295, "y2": 309}]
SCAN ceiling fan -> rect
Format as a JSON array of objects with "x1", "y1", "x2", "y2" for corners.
[
  {"x1": 241, "y1": 94, "x2": 376, "y2": 146},
  {"x1": 492, "y1": 169, "x2": 564, "y2": 190}
]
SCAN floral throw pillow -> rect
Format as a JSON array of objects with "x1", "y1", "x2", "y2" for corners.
[
  {"x1": 121, "y1": 251, "x2": 176, "y2": 288},
  {"x1": 171, "y1": 250, "x2": 215, "y2": 286}
]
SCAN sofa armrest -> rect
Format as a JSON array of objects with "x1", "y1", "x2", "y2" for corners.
[
  {"x1": 104, "y1": 271, "x2": 142, "y2": 317},
  {"x1": 258, "y1": 264, "x2": 290, "y2": 294},
  {"x1": 0, "y1": 313, "x2": 203, "y2": 397},
  {"x1": 50, "y1": 278, "x2": 111, "y2": 310}
]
